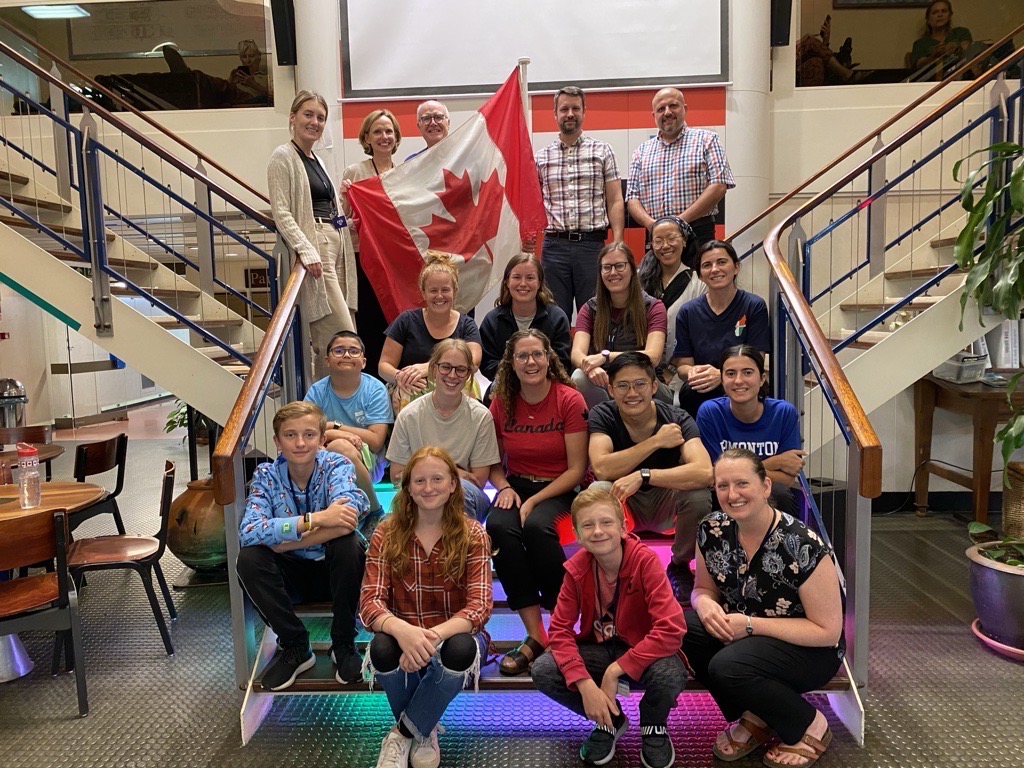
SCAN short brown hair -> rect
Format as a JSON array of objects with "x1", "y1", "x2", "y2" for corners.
[
  {"x1": 272, "y1": 401, "x2": 326, "y2": 437},
  {"x1": 358, "y1": 109, "x2": 401, "y2": 156},
  {"x1": 571, "y1": 487, "x2": 625, "y2": 531}
]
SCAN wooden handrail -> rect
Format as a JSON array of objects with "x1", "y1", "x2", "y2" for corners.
[
  {"x1": 212, "y1": 259, "x2": 306, "y2": 506},
  {"x1": 0, "y1": 32, "x2": 274, "y2": 231},
  {"x1": 760, "y1": 40, "x2": 1024, "y2": 499},
  {"x1": 728, "y1": 22, "x2": 1024, "y2": 247}
]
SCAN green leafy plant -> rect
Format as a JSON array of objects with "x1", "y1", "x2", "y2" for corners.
[
  {"x1": 164, "y1": 399, "x2": 212, "y2": 444},
  {"x1": 953, "y1": 142, "x2": 1024, "y2": 473},
  {"x1": 968, "y1": 521, "x2": 1024, "y2": 567}
]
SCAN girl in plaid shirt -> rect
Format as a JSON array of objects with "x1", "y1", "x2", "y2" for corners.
[{"x1": 359, "y1": 446, "x2": 492, "y2": 768}]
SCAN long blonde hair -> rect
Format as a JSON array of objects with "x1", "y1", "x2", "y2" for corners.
[{"x1": 378, "y1": 446, "x2": 471, "y2": 583}]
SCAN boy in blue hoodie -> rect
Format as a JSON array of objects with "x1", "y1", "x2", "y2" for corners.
[{"x1": 237, "y1": 401, "x2": 369, "y2": 690}]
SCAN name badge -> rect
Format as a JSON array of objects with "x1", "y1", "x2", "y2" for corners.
[{"x1": 331, "y1": 214, "x2": 348, "y2": 230}]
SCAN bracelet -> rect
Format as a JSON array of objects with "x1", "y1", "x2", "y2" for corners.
[
  {"x1": 496, "y1": 486, "x2": 514, "y2": 495},
  {"x1": 304, "y1": 511, "x2": 312, "y2": 532},
  {"x1": 381, "y1": 616, "x2": 392, "y2": 634}
]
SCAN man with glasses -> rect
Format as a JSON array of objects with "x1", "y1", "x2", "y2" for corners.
[
  {"x1": 536, "y1": 85, "x2": 625, "y2": 321},
  {"x1": 588, "y1": 352, "x2": 713, "y2": 604},
  {"x1": 305, "y1": 331, "x2": 392, "y2": 522},
  {"x1": 407, "y1": 100, "x2": 451, "y2": 160},
  {"x1": 626, "y1": 88, "x2": 734, "y2": 248}
]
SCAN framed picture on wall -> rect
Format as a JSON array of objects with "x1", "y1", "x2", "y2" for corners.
[{"x1": 833, "y1": 1, "x2": 930, "y2": 6}]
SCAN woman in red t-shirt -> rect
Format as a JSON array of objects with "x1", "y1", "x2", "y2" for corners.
[{"x1": 487, "y1": 329, "x2": 589, "y2": 676}]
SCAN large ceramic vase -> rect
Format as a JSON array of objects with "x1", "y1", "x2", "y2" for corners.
[
  {"x1": 168, "y1": 476, "x2": 226, "y2": 571},
  {"x1": 967, "y1": 542, "x2": 1024, "y2": 649}
]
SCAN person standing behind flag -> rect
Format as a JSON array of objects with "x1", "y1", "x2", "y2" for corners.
[
  {"x1": 267, "y1": 91, "x2": 357, "y2": 381},
  {"x1": 406, "y1": 100, "x2": 450, "y2": 160},
  {"x1": 340, "y1": 109, "x2": 402, "y2": 383},
  {"x1": 536, "y1": 86, "x2": 625, "y2": 322}
]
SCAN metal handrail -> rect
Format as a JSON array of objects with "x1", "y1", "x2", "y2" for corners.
[
  {"x1": 729, "y1": 22, "x2": 1024, "y2": 247},
  {"x1": 0, "y1": 37, "x2": 274, "y2": 230},
  {"x1": 0, "y1": 18, "x2": 271, "y2": 211}
]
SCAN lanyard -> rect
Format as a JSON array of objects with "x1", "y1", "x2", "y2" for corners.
[
  {"x1": 291, "y1": 141, "x2": 337, "y2": 215},
  {"x1": 286, "y1": 471, "x2": 314, "y2": 515}
]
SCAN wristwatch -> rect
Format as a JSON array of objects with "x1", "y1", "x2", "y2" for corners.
[
  {"x1": 601, "y1": 349, "x2": 611, "y2": 364},
  {"x1": 745, "y1": 615, "x2": 754, "y2": 637},
  {"x1": 332, "y1": 421, "x2": 342, "y2": 431},
  {"x1": 640, "y1": 468, "x2": 651, "y2": 487}
]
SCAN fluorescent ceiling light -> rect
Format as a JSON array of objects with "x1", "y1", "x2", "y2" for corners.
[{"x1": 23, "y1": 5, "x2": 90, "y2": 19}]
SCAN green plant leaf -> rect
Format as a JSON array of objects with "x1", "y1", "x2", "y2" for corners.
[
  {"x1": 986, "y1": 547, "x2": 1007, "y2": 560},
  {"x1": 1010, "y1": 160, "x2": 1024, "y2": 212}
]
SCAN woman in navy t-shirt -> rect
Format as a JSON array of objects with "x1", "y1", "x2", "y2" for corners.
[{"x1": 670, "y1": 240, "x2": 769, "y2": 418}]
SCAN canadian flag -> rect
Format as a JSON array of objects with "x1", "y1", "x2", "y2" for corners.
[{"x1": 347, "y1": 70, "x2": 547, "y2": 322}]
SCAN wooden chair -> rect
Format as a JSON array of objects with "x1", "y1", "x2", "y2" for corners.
[
  {"x1": 0, "y1": 425, "x2": 55, "y2": 481},
  {"x1": 68, "y1": 460, "x2": 177, "y2": 656},
  {"x1": 70, "y1": 433, "x2": 127, "y2": 535},
  {"x1": 0, "y1": 508, "x2": 88, "y2": 716}
]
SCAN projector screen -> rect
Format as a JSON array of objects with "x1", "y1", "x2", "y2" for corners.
[{"x1": 340, "y1": 0, "x2": 728, "y2": 99}]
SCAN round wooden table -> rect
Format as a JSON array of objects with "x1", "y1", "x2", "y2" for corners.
[
  {"x1": 0, "y1": 481, "x2": 106, "y2": 682},
  {"x1": 0, "y1": 443, "x2": 66, "y2": 467}
]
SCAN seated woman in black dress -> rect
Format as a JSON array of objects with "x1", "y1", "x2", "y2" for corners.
[{"x1": 684, "y1": 449, "x2": 843, "y2": 768}]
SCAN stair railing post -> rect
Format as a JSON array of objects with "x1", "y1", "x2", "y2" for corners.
[
  {"x1": 224, "y1": 450, "x2": 257, "y2": 687},
  {"x1": 845, "y1": 441, "x2": 871, "y2": 689},
  {"x1": 866, "y1": 135, "x2": 887, "y2": 279},
  {"x1": 193, "y1": 159, "x2": 216, "y2": 313},
  {"x1": 47, "y1": 63, "x2": 72, "y2": 200},
  {"x1": 78, "y1": 110, "x2": 113, "y2": 338},
  {"x1": 773, "y1": 219, "x2": 805, "y2": 408},
  {"x1": 275, "y1": 235, "x2": 301, "y2": 404}
]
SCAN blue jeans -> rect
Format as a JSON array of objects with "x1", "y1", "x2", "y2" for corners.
[
  {"x1": 369, "y1": 632, "x2": 485, "y2": 739},
  {"x1": 461, "y1": 478, "x2": 490, "y2": 522},
  {"x1": 542, "y1": 235, "x2": 604, "y2": 321}
]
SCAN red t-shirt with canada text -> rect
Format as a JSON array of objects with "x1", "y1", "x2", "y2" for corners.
[{"x1": 489, "y1": 382, "x2": 588, "y2": 478}]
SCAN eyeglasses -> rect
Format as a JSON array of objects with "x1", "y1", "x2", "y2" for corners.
[
  {"x1": 612, "y1": 379, "x2": 651, "y2": 394},
  {"x1": 652, "y1": 235, "x2": 683, "y2": 248},
  {"x1": 329, "y1": 346, "x2": 363, "y2": 358},
  {"x1": 513, "y1": 350, "x2": 547, "y2": 364},
  {"x1": 600, "y1": 261, "x2": 630, "y2": 274},
  {"x1": 437, "y1": 362, "x2": 470, "y2": 377},
  {"x1": 418, "y1": 113, "x2": 448, "y2": 124}
]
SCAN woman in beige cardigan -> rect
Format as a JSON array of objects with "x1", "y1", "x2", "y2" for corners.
[{"x1": 268, "y1": 90, "x2": 357, "y2": 381}]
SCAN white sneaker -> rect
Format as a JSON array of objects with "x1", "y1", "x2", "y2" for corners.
[
  {"x1": 375, "y1": 727, "x2": 412, "y2": 768},
  {"x1": 409, "y1": 726, "x2": 442, "y2": 768}
]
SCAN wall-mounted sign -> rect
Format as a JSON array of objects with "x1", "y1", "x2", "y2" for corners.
[{"x1": 245, "y1": 268, "x2": 269, "y2": 290}]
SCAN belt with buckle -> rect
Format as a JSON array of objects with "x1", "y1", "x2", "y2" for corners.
[
  {"x1": 545, "y1": 229, "x2": 607, "y2": 243},
  {"x1": 509, "y1": 472, "x2": 558, "y2": 483}
]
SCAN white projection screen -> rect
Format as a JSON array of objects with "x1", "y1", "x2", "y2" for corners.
[{"x1": 340, "y1": 0, "x2": 728, "y2": 99}]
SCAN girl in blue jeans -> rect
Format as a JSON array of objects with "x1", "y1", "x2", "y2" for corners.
[{"x1": 358, "y1": 446, "x2": 493, "y2": 768}]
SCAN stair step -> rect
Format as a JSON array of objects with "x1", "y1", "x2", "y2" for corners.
[
  {"x1": 839, "y1": 296, "x2": 942, "y2": 312},
  {"x1": 931, "y1": 232, "x2": 981, "y2": 250},
  {"x1": 884, "y1": 264, "x2": 959, "y2": 281},
  {"x1": 111, "y1": 285, "x2": 201, "y2": 299},
  {"x1": 48, "y1": 249, "x2": 159, "y2": 271},
  {"x1": 196, "y1": 344, "x2": 255, "y2": 364},
  {"x1": 829, "y1": 329, "x2": 891, "y2": 349},
  {"x1": 153, "y1": 316, "x2": 245, "y2": 329},
  {"x1": 0, "y1": 168, "x2": 30, "y2": 186},
  {"x1": 2, "y1": 192, "x2": 72, "y2": 213},
  {"x1": 0, "y1": 214, "x2": 115, "y2": 241}
]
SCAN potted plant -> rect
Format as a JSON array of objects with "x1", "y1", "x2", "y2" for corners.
[
  {"x1": 164, "y1": 398, "x2": 212, "y2": 445},
  {"x1": 955, "y1": 141, "x2": 1024, "y2": 657}
]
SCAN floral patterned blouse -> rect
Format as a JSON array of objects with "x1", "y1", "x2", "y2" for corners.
[{"x1": 697, "y1": 510, "x2": 845, "y2": 658}]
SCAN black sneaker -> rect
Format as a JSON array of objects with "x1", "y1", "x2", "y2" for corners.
[
  {"x1": 331, "y1": 643, "x2": 363, "y2": 684},
  {"x1": 641, "y1": 724, "x2": 675, "y2": 768},
  {"x1": 262, "y1": 644, "x2": 314, "y2": 691},
  {"x1": 581, "y1": 712, "x2": 628, "y2": 766},
  {"x1": 665, "y1": 561, "x2": 695, "y2": 606}
]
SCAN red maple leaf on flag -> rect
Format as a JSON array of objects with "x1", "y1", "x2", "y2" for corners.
[{"x1": 420, "y1": 168, "x2": 505, "y2": 263}]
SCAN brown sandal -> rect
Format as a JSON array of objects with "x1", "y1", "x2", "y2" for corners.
[
  {"x1": 762, "y1": 726, "x2": 832, "y2": 768},
  {"x1": 712, "y1": 716, "x2": 772, "y2": 762},
  {"x1": 499, "y1": 636, "x2": 545, "y2": 676}
]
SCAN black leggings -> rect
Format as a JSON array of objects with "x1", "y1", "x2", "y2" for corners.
[
  {"x1": 682, "y1": 610, "x2": 842, "y2": 744},
  {"x1": 369, "y1": 631, "x2": 478, "y2": 673}
]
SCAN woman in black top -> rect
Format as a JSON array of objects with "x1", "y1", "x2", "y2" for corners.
[{"x1": 684, "y1": 449, "x2": 843, "y2": 767}]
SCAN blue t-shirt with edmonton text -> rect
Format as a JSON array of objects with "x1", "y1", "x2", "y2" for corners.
[
  {"x1": 673, "y1": 289, "x2": 770, "y2": 365},
  {"x1": 696, "y1": 397, "x2": 800, "y2": 461}
]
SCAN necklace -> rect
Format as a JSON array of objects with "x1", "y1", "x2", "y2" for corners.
[{"x1": 520, "y1": 383, "x2": 550, "y2": 420}]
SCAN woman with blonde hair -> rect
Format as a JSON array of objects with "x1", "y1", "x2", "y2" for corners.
[
  {"x1": 379, "y1": 253, "x2": 482, "y2": 413},
  {"x1": 339, "y1": 108, "x2": 402, "y2": 374},
  {"x1": 267, "y1": 90, "x2": 357, "y2": 380},
  {"x1": 360, "y1": 445, "x2": 492, "y2": 768}
]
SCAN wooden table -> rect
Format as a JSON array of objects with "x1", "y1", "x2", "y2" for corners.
[
  {"x1": 0, "y1": 481, "x2": 106, "y2": 682},
  {"x1": 914, "y1": 374, "x2": 1024, "y2": 523},
  {"x1": 0, "y1": 481, "x2": 106, "y2": 519},
  {"x1": 0, "y1": 442, "x2": 65, "y2": 467}
]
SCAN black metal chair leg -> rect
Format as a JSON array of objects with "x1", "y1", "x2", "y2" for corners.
[
  {"x1": 139, "y1": 566, "x2": 174, "y2": 656},
  {"x1": 68, "y1": 601, "x2": 88, "y2": 717},
  {"x1": 110, "y1": 500, "x2": 127, "y2": 536},
  {"x1": 153, "y1": 562, "x2": 177, "y2": 620},
  {"x1": 51, "y1": 631, "x2": 64, "y2": 676}
]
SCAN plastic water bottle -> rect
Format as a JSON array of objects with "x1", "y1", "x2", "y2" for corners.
[{"x1": 17, "y1": 442, "x2": 41, "y2": 510}]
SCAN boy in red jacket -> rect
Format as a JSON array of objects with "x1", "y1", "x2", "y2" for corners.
[{"x1": 532, "y1": 488, "x2": 688, "y2": 768}]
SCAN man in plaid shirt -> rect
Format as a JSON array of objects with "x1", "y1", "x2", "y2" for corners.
[
  {"x1": 626, "y1": 88, "x2": 735, "y2": 247},
  {"x1": 535, "y1": 85, "x2": 625, "y2": 321}
]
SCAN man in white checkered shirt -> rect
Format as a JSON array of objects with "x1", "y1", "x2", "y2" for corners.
[
  {"x1": 626, "y1": 88, "x2": 735, "y2": 248},
  {"x1": 535, "y1": 85, "x2": 625, "y2": 321}
]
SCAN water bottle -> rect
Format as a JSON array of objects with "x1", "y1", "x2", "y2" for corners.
[{"x1": 17, "y1": 442, "x2": 41, "y2": 510}]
